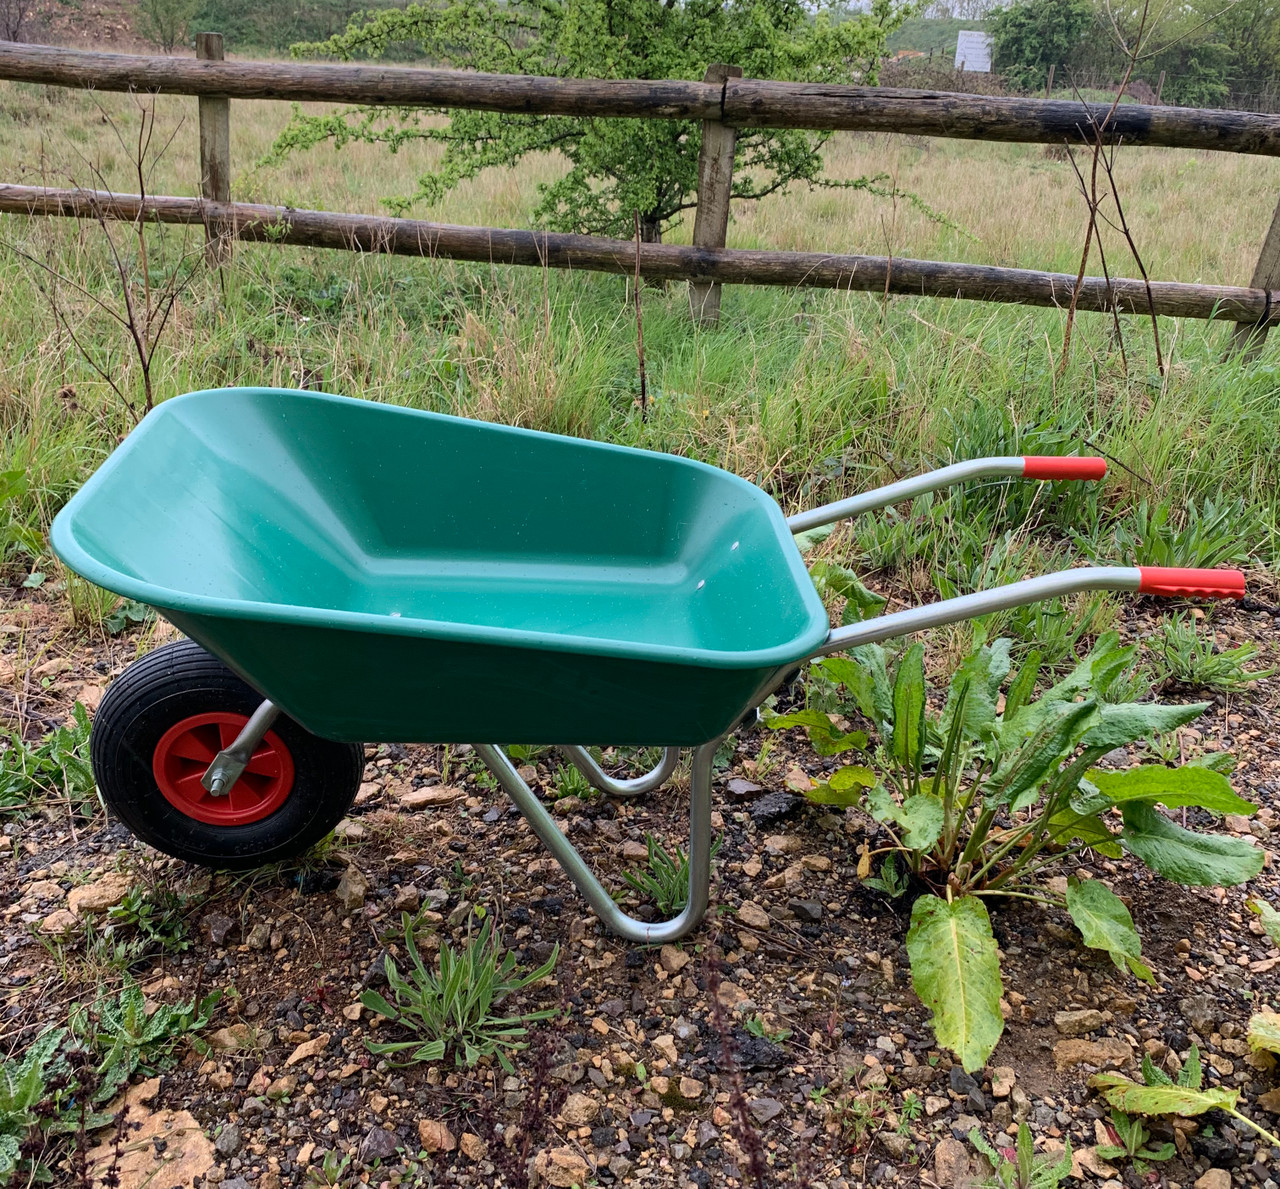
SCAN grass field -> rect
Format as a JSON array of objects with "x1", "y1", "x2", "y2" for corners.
[{"x1": 1, "y1": 78, "x2": 1280, "y2": 668}]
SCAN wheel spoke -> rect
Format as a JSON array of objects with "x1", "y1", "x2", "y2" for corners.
[
  {"x1": 172, "y1": 770, "x2": 208, "y2": 802},
  {"x1": 244, "y1": 747, "x2": 282, "y2": 777},
  {"x1": 167, "y1": 733, "x2": 217, "y2": 763},
  {"x1": 218, "y1": 720, "x2": 245, "y2": 749}
]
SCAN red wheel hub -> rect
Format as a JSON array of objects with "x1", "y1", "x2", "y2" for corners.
[{"x1": 152, "y1": 712, "x2": 294, "y2": 826}]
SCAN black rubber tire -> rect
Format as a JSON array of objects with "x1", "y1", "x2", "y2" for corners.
[{"x1": 91, "y1": 639, "x2": 364, "y2": 868}]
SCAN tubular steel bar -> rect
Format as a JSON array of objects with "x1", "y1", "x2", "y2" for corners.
[
  {"x1": 3, "y1": 186, "x2": 1274, "y2": 328},
  {"x1": 559, "y1": 745, "x2": 681, "y2": 799},
  {"x1": 2, "y1": 42, "x2": 1280, "y2": 156},
  {"x1": 475, "y1": 742, "x2": 714, "y2": 944},
  {"x1": 787, "y1": 455, "x2": 1106, "y2": 534},
  {"x1": 201, "y1": 698, "x2": 280, "y2": 795}
]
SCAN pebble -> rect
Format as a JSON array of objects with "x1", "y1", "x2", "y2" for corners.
[
  {"x1": 285, "y1": 1033, "x2": 330, "y2": 1067},
  {"x1": 394, "y1": 884, "x2": 421, "y2": 911},
  {"x1": 531, "y1": 1146, "x2": 590, "y2": 1187},
  {"x1": 418, "y1": 1119, "x2": 456, "y2": 1152},
  {"x1": 67, "y1": 871, "x2": 132, "y2": 917},
  {"x1": 935, "y1": 1137, "x2": 971, "y2": 1188},
  {"x1": 787, "y1": 897, "x2": 823, "y2": 922},
  {"x1": 991, "y1": 1066, "x2": 1016, "y2": 1098},
  {"x1": 660, "y1": 944, "x2": 691, "y2": 974},
  {"x1": 336, "y1": 865, "x2": 369, "y2": 910},
  {"x1": 737, "y1": 901, "x2": 771, "y2": 929},
  {"x1": 1195, "y1": 1172, "x2": 1232, "y2": 1189},
  {"x1": 399, "y1": 785, "x2": 464, "y2": 808},
  {"x1": 748, "y1": 1097, "x2": 784, "y2": 1124},
  {"x1": 214, "y1": 1123, "x2": 242, "y2": 1157},
  {"x1": 203, "y1": 913, "x2": 235, "y2": 945},
  {"x1": 1054, "y1": 1008, "x2": 1110, "y2": 1036},
  {"x1": 1053, "y1": 1038, "x2": 1131, "y2": 1070},
  {"x1": 562, "y1": 1092, "x2": 599, "y2": 1126},
  {"x1": 358, "y1": 1126, "x2": 399, "y2": 1163},
  {"x1": 459, "y1": 1133, "x2": 487, "y2": 1161}
]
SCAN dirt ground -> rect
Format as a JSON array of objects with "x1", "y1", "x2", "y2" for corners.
[{"x1": 5, "y1": 584, "x2": 1280, "y2": 1189}]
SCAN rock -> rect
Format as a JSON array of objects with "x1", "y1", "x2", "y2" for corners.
[
  {"x1": 608, "y1": 1156, "x2": 633, "y2": 1178},
  {"x1": 203, "y1": 913, "x2": 235, "y2": 946},
  {"x1": 245, "y1": 921, "x2": 271, "y2": 950},
  {"x1": 991, "y1": 1066, "x2": 1016, "y2": 1098},
  {"x1": 787, "y1": 898, "x2": 823, "y2": 923},
  {"x1": 215, "y1": 1123, "x2": 242, "y2": 1157},
  {"x1": 40, "y1": 908, "x2": 78, "y2": 935},
  {"x1": 992, "y1": 1102, "x2": 1013, "y2": 1133},
  {"x1": 67, "y1": 871, "x2": 133, "y2": 917},
  {"x1": 459, "y1": 1133, "x2": 488, "y2": 1161},
  {"x1": 394, "y1": 884, "x2": 421, "y2": 912},
  {"x1": 26, "y1": 879, "x2": 64, "y2": 901},
  {"x1": 562, "y1": 1092, "x2": 599, "y2": 1126},
  {"x1": 530, "y1": 1146, "x2": 591, "y2": 1187},
  {"x1": 621, "y1": 840, "x2": 649, "y2": 861},
  {"x1": 333, "y1": 818, "x2": 364, "y2": 840},
  {"x1": 1073, "y1": 1147, "x2": 1118, "y2": 1179},
  {"x1": 801, "y1": 855, "x2": 832, "y2": 872},
  {"x1": 1054, "y1": 1008, "x2": 1110, "y2": 1036},
  {"x1": 763, "y1": 833, "x2": 802, "y2": 854},
  {"x1": 949, "y1": 1067, "x2": 979, "y2": 1096},
  {"x1": 355, "y1": 780, "x2": 382, "y2": 804},
  {"x1": 749, "y1": 792, "x2": 801, "y2": 824},
  {"x1": 926, "y1": 1095, "x2": 950, "y2": 1116},
  {"x1": 1258, "y1": 1087, "x2": 1280, "y2": 1114},
  {"x1": 748, "y1": 1097, "x2": 784, "y2": 1124},
  {"x1": 1180, "y1": 995, "x2": 1220, "y2": 1037},
  {"x1": 1195, "y1": 1170, "x2": 1232, "y2": 1189},
  {"x1": 418, "y1": 1119, "x2": 456, "y2": 1152},
  {"x1": 709, "y1": 1027, "x2": 786, "y2": 1071},
  {"x1": 935, "y1": 1137, "x2": 971, "y2": 1188},
  {"x1": 737, "y1": 901, "x2": 771, "y2": 930},
  {"x1": 399, "y1": 785, "x2": 464, "y2": 809},
  {"x1": 1053, "y1": 1038, "x2": 1131, "y2": 1071},
  {"x1": 85, "y1": 1107, "x2": 215, "y2": 1188},
  {"x1": 653, "y1": 1034, "x2": 679, "y2": 1064},
  {"x1": 285, "y1": 1032, "x2": 331, "y2": 1066},
  {"x1": 660, "y1": 944, "x2": 691, "y2": 974},
  {"x1": 265, "y1": 1075, "x2": 297, "y2": 1099},
  {"x1": 679, "y1": 1077, "x2": 704, "y2": 1100},
  {"x1": 727, "y1": 778, "x2": 762, "y2": 797},
  {"x1": 879, "y1": 1132, "x2": 913, "y2": 1159},
  {"x1": 208, "y1": 1024, "x2": 253, "y2": 1053},
  {"x1": 336, "y1": 866, "x2": 369, "y2": 911},
  {"x1": 359, "y1": 1126, "x2": 400, "y2": 1163}
]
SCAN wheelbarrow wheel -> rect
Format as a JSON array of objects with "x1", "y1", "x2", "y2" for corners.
[{"x1": 91, "y1": 639, "x2": 363, "y2": 869}]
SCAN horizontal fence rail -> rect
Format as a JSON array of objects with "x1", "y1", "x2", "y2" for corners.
[
  {"x1": 2, "y1": 42, "x2": 1280, "y2": 155},
  {"x1": 3, "y1": 184, "x2": 1274, "y2": 326}
]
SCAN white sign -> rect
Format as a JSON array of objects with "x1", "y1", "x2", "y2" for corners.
[{"x1": 954, "y1": 30, "x2": 993, "y2": 73}]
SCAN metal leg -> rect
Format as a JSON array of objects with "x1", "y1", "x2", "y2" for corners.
[
  {"x1": 201, "y1": 699, "x2": 280, "y2": 795},
  {"x1": 558, "y1": 745, "x2": 680, "y2": 799},
  {"x1": 475, "y1": 741, "x2": 714, "y2": 944}
]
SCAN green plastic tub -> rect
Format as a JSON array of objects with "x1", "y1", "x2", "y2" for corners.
[{"x1": 51, "y1": 388, "x2": 829, "y2": 745}]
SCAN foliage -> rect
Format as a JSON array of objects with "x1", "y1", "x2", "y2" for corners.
[
  {"x1": 1247, "y1": 1011, "x2": 1280, "y2": 1057},
  {"x1": 137, "y1": 0, "x2": 199, "y2": 52},
  {"x1": 970, "y1": 1122, "x2": 1073, "y2": 1189},
  {"x1": 104, "y1": 599, "x2": 155, "y2": 636},
  {"x1": 107, "y1": 885, "x2": 194, "y2": 956},
  {"x1": 0, "y1": 702, "x2": 96, "y2": 818},
  {"x1": 1093, "y1": 1041, "x2": 1280, "y2": 1150},
  {"x1": 192, "y1": 0, "x2": 404, "y2": 53},
  {"x1": 624, "y1": 833, "x2": 722, "y2": 915},
  {"x1": 0, "y1": 1028, "x2": 72, "y2": 1182},
  {"x1": 551, "y1": 763, "x2": 593, "y2": 801},
  {"x1": 361, "y1": 915, "x2": 558, "y2": 1070},
  {"x1": 1147, "y1": 614, "x2": 1273, "y2": 694},
  {"x1": 271, "y1": 0, "x2": 915, "y2": 238},
  {"x1": 71, "y1": 979, "x2": 222, "y2": 1101},
  {"x1": 1100, "y1": 497, "x2": 1259, "y2": 572},
  {"x1": 989, "y1": 0, "x2": 1093, "y2": 91},
  {"x1": 769, "y1": 631, "x2": 1264, "y2": 1070},
  {"x1": 1094, "y1": 1108, "x2": 1175, "y2": 1172}
]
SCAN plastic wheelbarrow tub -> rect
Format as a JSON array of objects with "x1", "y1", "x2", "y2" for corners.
[{"x1": 51, "y1": 388, "x2": 830, "y2": 746}]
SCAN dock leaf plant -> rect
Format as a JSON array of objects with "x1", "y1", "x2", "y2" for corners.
[{"x1": 767, "y1": 631, "x2": 1264, "y2": 1071}]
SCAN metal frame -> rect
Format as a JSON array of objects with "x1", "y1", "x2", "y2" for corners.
[{"x1": 198, "y1": 456, "x2": 1199, "y2": 943}]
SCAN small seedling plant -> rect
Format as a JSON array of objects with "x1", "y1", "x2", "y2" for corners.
[
  {"x1": 970, "y1": 1122, "x2": 1073, "y2": 1189},
  {"x1": 623, "y1": 833, "x2": 722, "y2": 915},
  {"x1": 361, "y1": 915, "x2": 558, "y2": 1071},
  {"x1": 768, "y1": 631, "x2": 1264, "y2": 1071},
  {"x1": 0, "y1": 702, "x2": 95, "y2": 818},
  {"x1": 1149, "y1": 613, "x2": 1273, "y2": 693},
  {"x1": 1094, "y1": 1106, "x2": 1175, "y2": 1172},
  {"x1": 70, "y1": 979, "x2": 222, "y2": 1101}
]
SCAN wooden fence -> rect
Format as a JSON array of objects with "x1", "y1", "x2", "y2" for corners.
[{"x1": 1, "y1": 38, "x2": 1279, "y2": 347}]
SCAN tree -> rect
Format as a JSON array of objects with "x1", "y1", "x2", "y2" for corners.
[
  {"x1": 0, "y1": 0, "x2": 32, "y2": 41},
  {"x1": 138, "y1": 0, "x2": 200, "y2": 52},
  {"x1": 270, "y1": 0, "x2": 916, "y2": 241},
  {"x1": 988, "y1": 0, "x2": 1092, "y2": 91}
]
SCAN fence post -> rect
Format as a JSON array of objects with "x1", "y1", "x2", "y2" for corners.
[
  {"x1": 1228, "y1": 196, "x2": 1280, "y2": 360},
  {"x1": 688, "y1": 63, "x2": 742, "y2": 326},
  {"x1": 196, "y1": 32, "x2": 231, "y2": 266},
  {"x1": 1045, "y1": 64, "x2": 1055, "y2": 99}
]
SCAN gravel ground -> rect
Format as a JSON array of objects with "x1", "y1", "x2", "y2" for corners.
[{"x1": 5, "y1": 585, "x2": 1280, "y2": 1189}]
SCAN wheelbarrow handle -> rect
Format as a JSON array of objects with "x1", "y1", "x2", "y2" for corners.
[
  {"x1": 786, "y1": 455, "x2": 1107, "y2": 535},
  {"x1": 810, "y1": 565, "x2": 1245, "y2": 659}
]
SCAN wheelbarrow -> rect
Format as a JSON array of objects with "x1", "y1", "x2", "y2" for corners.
[{"x1": 50, "y1": 388, "x2": 1246, "y2": 943}]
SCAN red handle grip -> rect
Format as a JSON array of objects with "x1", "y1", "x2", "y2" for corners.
[
  {"x1": 1022, "y1": 456, "x2": 1108, "y2": 481},
  {"x1": 1138, "y1": 567, "x2": 1246, "y2": 599}
]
